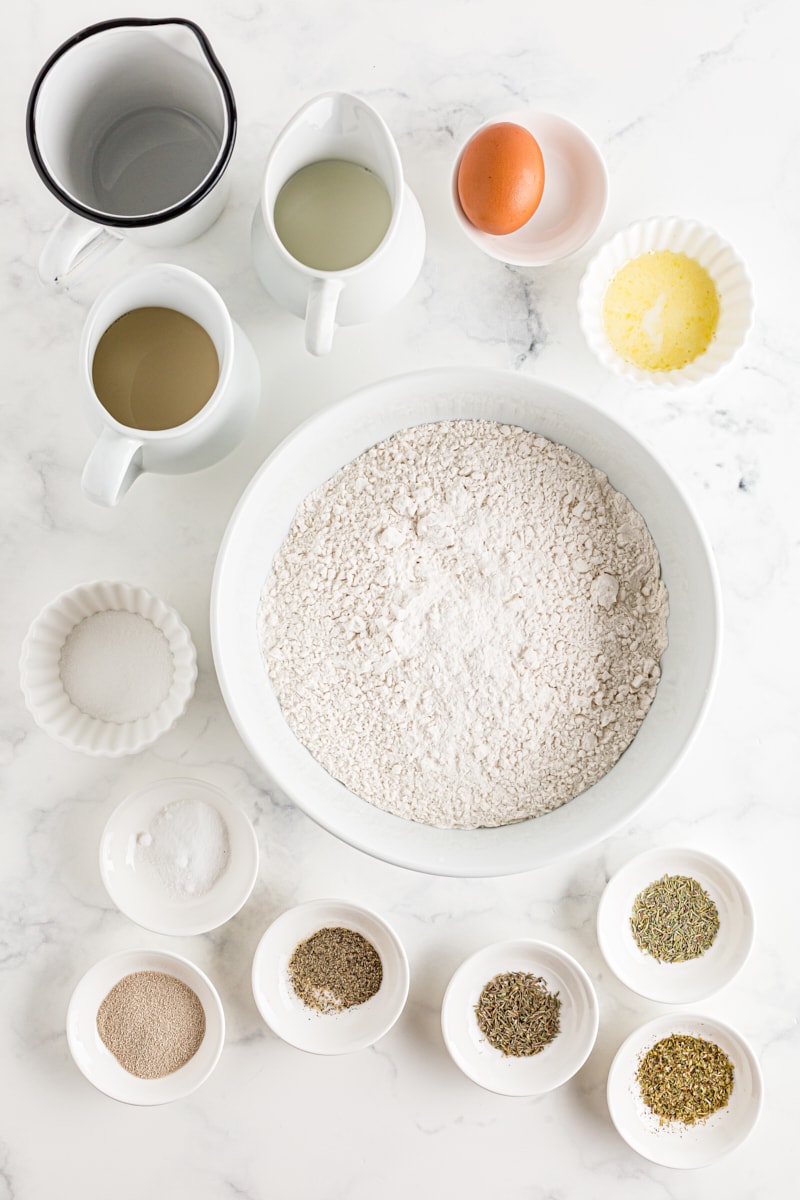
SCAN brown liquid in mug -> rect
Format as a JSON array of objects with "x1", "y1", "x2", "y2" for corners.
[{"x1": 92, "y1": 307, "x2": 219, "y2": 431}]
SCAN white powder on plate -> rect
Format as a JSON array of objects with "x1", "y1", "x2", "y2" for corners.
[
  {"x1": 259, "y1": 420, "x2": 669, "y2": 829},
  {"x1": 136, "y1": 798, "x2": 230, "y2": 899},
  {"x1": 59, "y1": 610, "x2": 173, "y2": 723}
]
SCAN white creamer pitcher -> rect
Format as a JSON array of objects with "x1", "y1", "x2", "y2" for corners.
[
  {"x1": 251, "y1": 92, "x2": 426, "y2": 355},
  {"x1": 80, "y1": 264, "x2": 261, "y2": 507},
  {"x1": 27, "y1": 18, "x2": 236, "y2": 284}
]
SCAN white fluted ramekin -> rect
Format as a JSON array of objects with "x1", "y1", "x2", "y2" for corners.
[
  {"x1": 578, "y1": 216, "x2": 754, "y2": 387},
  {"x1": 20, "y1": 580, "x2": 197, "y2": 757}
]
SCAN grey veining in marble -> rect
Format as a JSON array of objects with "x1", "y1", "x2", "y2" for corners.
[{"x1": 2, "y1": 1, "x2": 798, "y2": 1197}]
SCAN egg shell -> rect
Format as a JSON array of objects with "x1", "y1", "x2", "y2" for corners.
[{"x1": 457, "y1": 122, "x2": 545, "y2": 236}]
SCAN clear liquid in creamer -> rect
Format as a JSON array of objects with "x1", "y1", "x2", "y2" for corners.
[{"x1": 274, "y1": 159, "x2": 393, "y2": 271}]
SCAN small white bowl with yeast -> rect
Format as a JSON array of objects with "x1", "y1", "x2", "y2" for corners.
[{"x1": 212, "y1": 367, "x2": 720, "y2": 876}]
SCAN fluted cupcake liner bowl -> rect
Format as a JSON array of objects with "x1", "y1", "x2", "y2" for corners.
[
  {"x1": 20, "y1": 580, "x2": 197, "y2": 757},
  {"x1": 578, "y1": 216, "x2": 754, "y2": 387}
]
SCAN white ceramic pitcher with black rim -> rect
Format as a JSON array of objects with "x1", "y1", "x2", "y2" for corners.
[{"x1": 26, "y1": 18, "x2": 236, "y2": 285}]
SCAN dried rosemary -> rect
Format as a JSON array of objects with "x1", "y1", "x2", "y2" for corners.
[
  {"x1": 474, "y1": 971, "x2": 561, "y2": 1057},
  {"x1": 288, "y1": 926, "x2": 383, "y2": 1013},
  {"x1": 630, "y1": 873, "x2": 720, "y2": 963},
  {"x1": 637, "y1": 1034, "x2": 734, "y2": 1125}
]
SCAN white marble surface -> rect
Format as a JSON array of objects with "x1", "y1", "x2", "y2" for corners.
[{"x1": 2, "y1": 0, "x2": 798, "y2": 1196}]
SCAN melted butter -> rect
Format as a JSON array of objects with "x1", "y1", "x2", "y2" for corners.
[{"x1": 602, "y1": 250, "x2": 720, "y2": 372}]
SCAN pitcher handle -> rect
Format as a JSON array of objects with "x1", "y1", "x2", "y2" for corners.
[
  {"x1": 38, "y1": 213, "x2": 122, "y2": 286},
  {"x1": 81, "y1": 428, "x2": 144, "y2": 507},
  {"x1": 305, "y1": 277, "x2": 344, "y2": 356}
]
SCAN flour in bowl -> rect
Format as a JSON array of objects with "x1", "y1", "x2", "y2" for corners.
[{"x1": 258, "y1": 420, "x2": 668, "y2": 829}]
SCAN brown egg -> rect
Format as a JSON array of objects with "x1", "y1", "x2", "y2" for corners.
[{"x1": 457, "y1": 122, "x2": 545, "y2": 236}]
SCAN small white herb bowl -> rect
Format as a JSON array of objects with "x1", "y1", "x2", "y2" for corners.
[
  {"x1": 20, "y1": 580, "x2": 197, "y2": 757},
  {"x1": 451, "y1": 111, "x2": 608, "y2": 266},
  {"x1": 607, "y1": 1012, "x2": 763, "y2": 1168},
  {"x1": 578, "y1": 216, "x2": 754, "y2": 387},
  {"x1": 441, "y1": 939, "x2": 599, "y2": 1096},
  {"x1": 100, "y1": 778, "x2": 259, "y2": 936},
  {"x1": 251, "y1": 898, "x2": 409, "y2": 1055},
  {"x1": 66, "y1": 948, "x2": 225, "y2": 1106},
  {"x1": 597, "y1": 846, "x2": 755, "y2": 1005}
]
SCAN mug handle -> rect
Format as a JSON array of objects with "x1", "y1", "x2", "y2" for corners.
[
  {"x1": 81, "y1": 428, "x2": 144, "y2": 508},
  {"x1": 305, "y1": 277, "x2": 344, "y2": 356},
  {"x1": 38, "y1": 213, "x2": 122, "y2": 286}
]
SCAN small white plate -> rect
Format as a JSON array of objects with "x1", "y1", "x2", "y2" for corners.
[
  {"x1": 66, "y1": 948, "x2": 225, "y2": 1105},
  {"x1": 597, "y1": 846, "x2": 754, "y2": 1004},
  {"x1": 607, "y1": 1012, "x2": 763, "y2": 1168},
  {"x1": 451, "y1": 111, "x2": 608, "y2": 266},
  {"x1": 441, "y1": 939, "x2": 599, "y2": 1096},
  {"x1": 100, "y1": 778, "x2": 259, "y2": 936},
  {"x1": 251, "y1": 899, "x2": 409, "y2": 1054}
]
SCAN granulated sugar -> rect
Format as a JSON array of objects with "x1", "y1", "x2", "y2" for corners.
[
  {"x1": 59, "y1": 610, "x2": 173, "y2": 723},
  {"x1": 259, "y1": 420, "x2": 669, "y2": 829}
]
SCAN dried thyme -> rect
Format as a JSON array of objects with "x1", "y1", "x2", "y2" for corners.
[
  {"x1": 630, "y1": 874, "x2": 720, "y2": 963},
  {"x1": 288, "y1": 926, "x2": 383, "y2": 1013},
  {"x1": 637, "y1": 1034, "x2": 734, "y2": 1125},
  {"x1": 474, "y1": 971, "x2": 561, "y2": 1057}
]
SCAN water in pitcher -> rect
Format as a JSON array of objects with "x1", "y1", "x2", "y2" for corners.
[{"x1": 274, "y1": 158, "x2": 393, "y2": 272}]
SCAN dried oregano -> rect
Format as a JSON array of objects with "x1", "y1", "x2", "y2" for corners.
[{"x1": 637, "y1": 1034, "x2": 734, "y2": 1125}]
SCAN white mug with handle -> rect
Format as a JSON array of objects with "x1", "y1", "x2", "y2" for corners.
[
  {"x1": 79, "y1": 263, "x2": 261, "y2": 507},
  {"x1": 26, "y1": 17, "x2": 236, "y2": 285}
]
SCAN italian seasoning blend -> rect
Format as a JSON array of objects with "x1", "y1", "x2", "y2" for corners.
[
  {"x1": 288, "y1": 926, "x2": 383, "y2": 1013},
  {"x1": 474, "y1": 971, "x2": 561, "y2": 1057},
  {"x1": 630, "y1": 874, "x2": 720, "y2": 963},
  {"x1": 637, "y1": 1034, "x2": 735, "y2": 1125}
]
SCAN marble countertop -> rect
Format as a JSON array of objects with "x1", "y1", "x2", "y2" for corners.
[{"x1": 3, "y1": 0, "x2": 798, "y2": 1196}]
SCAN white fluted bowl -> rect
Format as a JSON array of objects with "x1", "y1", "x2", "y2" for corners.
[
  {"x1": 20, "y1": 580, "x2": 197, "y2": 757},
  {"x1": 578, "y1": 216, "x2": 754, "y2": 387}
]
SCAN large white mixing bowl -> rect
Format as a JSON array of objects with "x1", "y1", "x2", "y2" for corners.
[{"x1": 211, "y1": 368, "x2": 720, "y2": 876}]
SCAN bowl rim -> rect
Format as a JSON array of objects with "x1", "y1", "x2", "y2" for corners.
[{"x1": 211, "y1": 366, "x2": 722, "y2": 877}]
